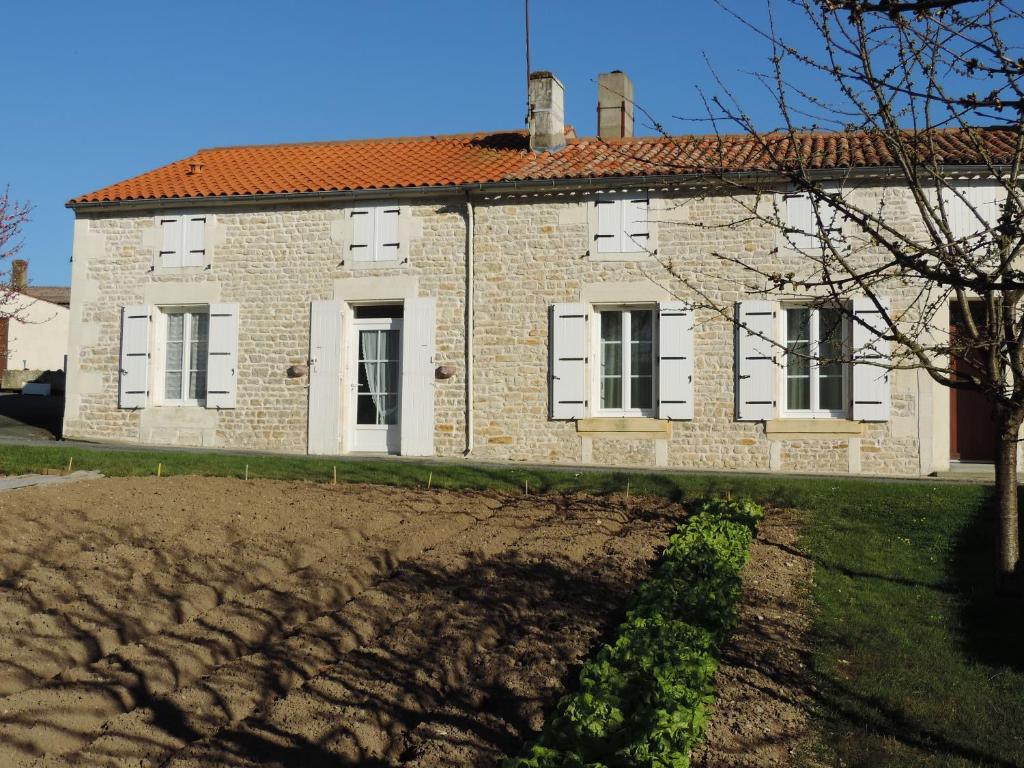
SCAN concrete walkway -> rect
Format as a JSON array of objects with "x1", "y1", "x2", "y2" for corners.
[{"x1": 0, "y1": 470, "x2": 103, "y2": 491}]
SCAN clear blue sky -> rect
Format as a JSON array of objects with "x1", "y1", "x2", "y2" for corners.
[{"x1": 2, "y1": 1, "x2": 801, "y2": 287}]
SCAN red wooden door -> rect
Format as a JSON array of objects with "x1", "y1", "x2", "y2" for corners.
[{"x1": 950, "y1": 302, "x2": 997, "y2": 461}]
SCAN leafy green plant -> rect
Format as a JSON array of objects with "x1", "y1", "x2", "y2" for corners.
[{"x1": 505, "y1": 497, "x2": 763, "y2": 768}]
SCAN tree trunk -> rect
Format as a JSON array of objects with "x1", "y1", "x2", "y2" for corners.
[{"x1": 993, "y1": 408, "x2": 1023, "y2": 592}]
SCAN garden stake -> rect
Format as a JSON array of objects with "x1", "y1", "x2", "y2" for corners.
[
  {"x1": 525, "y1": 479, "x2": 529, "y2": 495},
  {"x1": 625, "y1": 479, "x2": 630, "y2": 506},
  {"x1": 66, "y1": 457, "x2": 73, "y2": 474},
  {"x1": 245, "y1": 464, "x2": 249, "y2": 481},
  {"x1": 332, "y1": 465, "x2": 337, "y2": 485},
  {"x1": 427, "y1": 471, "x2": 433, "y2": 490},
  {"x1": 157, "y1": 463, "x2": 162, "y2": 478}
]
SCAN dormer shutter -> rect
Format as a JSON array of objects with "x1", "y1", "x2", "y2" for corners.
[
  {"x1": 184, "y1": 215, "x2": 206, "y2": 267},
  {"x1": 377, "y1": 206, "x2": 400, "y2": 261},
  {"x1": 159, "y1": 217, "x2": 182, "y2": 268},
  {"x1": 350, "y1": 207, "x2": 373, "y2": 261},
  {"x1": 623, "y1": 196, "x2": 649, "y2": 253}
]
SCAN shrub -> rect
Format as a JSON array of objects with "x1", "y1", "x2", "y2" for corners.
[{"x1": 505, "y1": 496, "x2": 763, "y2": 768}]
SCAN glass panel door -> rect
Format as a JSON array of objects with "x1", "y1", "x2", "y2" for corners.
[{"x1": 350, "y1": 317, "x2": 402, "y2": 453}]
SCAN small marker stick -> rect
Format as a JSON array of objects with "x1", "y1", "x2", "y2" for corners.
[
  {"x1": 66, "y1": 457, "x2": 73, "y2": 474},
  {"x1": 427, "y1": 471, "x2": 433, "y2": 490},
  {"x1": 525, "y1": 479, "x2": 529, "y2": 495},
  {"x1": 625, "y1": 479, "x2": 630, "y2": 505},
  {"x1": 245, "y1": 464, "x2": 249, "y2": 481},
  {"x1": 333, "y1": 465, "x2": 337, "y2": 485},
  {"x1": 157, "y1": 462, "x2": 162, "y2": 478}
]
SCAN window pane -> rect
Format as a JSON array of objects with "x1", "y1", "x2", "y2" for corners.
[
  {"x1": 630, "y1": 310, "x2": 654, "y2": 410},
  {"x1": 601, "y1": 312, "x2": 623, "y2": 409},
  {"x1": 817, "y1": 308, "x2": 844, "y2": 411},
  {"x1": 786, "y1": 308, "x2": 811, "y2": 410},
  {"x1": 188, "y1": 313, "x2": 209, "y2": 400},
  {"x1": 164, "y1": 313, "x2": 185, "y2": 400}
]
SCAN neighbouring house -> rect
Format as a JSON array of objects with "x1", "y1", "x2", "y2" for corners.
[
  {"x1": 63, "y1": 71, "x2": 1012, "y2": 475},
  {"x1": 0, "y1": 260, "x2": 70, "y2": 391}
]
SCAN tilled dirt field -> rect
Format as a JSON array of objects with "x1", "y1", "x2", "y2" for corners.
[{"x1": 0, "y1": 476, "x2": 684, "y2": 767}]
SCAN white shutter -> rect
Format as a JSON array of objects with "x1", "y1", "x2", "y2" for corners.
[
  {"x1": 943, "y1": 181, "x2": 1001, "y2": 245},
  {"x1": 786, "y1": 193, "x2": 819, "y2": 250},
  {"x1": 550, "y1": 303, "x2": 588, "y2": 419},
  {"x1": 595, "y1": 197, "x2": 620, "y2": 253},
  {"x1": 350, "y1": 207, "x2": 374, "y2": 262},
  {"x1": 206, "y1": 303, "x2": 239, "y2": 409},
  {"x1": 119, "y1": 305, "x2": 151, "y2": 409},
  {"x1": 736, "y1": 301, "x2": 777, "y2": 421},
  {"x1": 184, "y1": 215, "x2": 206, "y2": 267},
  {"x1": 159, "y1": 217, "x2": 182, "y2": 268},
  {"x1": 852, "y1": 297, "x2": 891, "y2": 422},
  {"x1": 622, "y1": 195, "x2": 650, "y2": 253},
  {"x1": 658, "y1": 301, "x2": 694, "y2": 420},
  {"x1": 307, "y1": 300, "x2": 343, "y2": 454},
  {"x1": 377, "y1": 206, "x2": 400, "y2": 261},
  {"x1": 400, "y1": 297, "x2": 436, "y2": 456}
]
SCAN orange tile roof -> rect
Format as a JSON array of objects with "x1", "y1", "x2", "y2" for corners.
[{"x1": 68, "y1": 126, "x2": 1019, "y2": 205}]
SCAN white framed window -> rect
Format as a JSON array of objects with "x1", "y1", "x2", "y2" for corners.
[
  {"x1": 595, "y1": 306, "x2": 657, "y2": 416},
  {"x1": 158, "y1": 214, "x2": 207, "y2": 268},
  {"x1": 350, "y1": 202, "x2": 401, "y2": 263},
  {"x1": 159, "y1": 307, "x2": 209, "y2": 405},
  {"x1": 781, "y1": 305, "x2": 848, "y2": 418},
  {"x1": 783, "y1": 187, "x2": 842, "y2": 251},
  {"x1": 594, "y1": 192, "x2": 650, "y2": 255}
]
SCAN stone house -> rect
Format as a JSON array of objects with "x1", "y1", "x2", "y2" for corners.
[{"x1": 63, "y1": 71, "x2": 1013, "y2": 476}]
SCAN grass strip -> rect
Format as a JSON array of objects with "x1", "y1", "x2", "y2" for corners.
[{"x1": 504, "y1": 497, "x2": 764, "y2": 768}]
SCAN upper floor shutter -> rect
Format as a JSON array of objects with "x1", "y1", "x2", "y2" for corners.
[
  {"x1": 595, "y1": 198, "x2": 620, "y2": 253},
  {"x1": 658, "y1": 301, "x2": 694, "y2": 420},
  {"x1": 206, "y1": 303, "x2": 239, "y2": 409},
  {"x1": 942, "y1": 181, "x2": 1002, "y2": 246},
  {"x1": 184, "y1": 215, "x2": 206, "y2": 267},
  {"x1": 852, "y1": 297, "x2": 891, "y2": 422},
  {"x1": 159, "y1": 217, "x2": 182, "y2": 268},
  {"x1": 119, "y1": 304, "x2": 151, "y2": 409},
  {"x1": 350, "y1": 207, "x2": 374, "y2": 261},
  {"x1": 736, "y1": 300, "x2": 777, "y2": 421},
  {"x1": 623, "y1": 195, "x2": 650, "y2": 253},
  {"x1": 785, "y1": 192, "x2": 819, "y2": 250},
  {"x1": 377, "y1": 206, "x2": 401, "y2": 261},
  {"x1": 550, "y1": 303, "x2": 587, "y2": 419}
]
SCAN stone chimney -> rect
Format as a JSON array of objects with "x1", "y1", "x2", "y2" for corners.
[
  {"x1": 597, "y1": 70, "x2": 634, "y2": 140},
  {"x1": 10, "y1": 259, "x2": 27, "y2": 292},
  {"x1": 528, "y1": 71, "x2": 566, "y2": 153}
]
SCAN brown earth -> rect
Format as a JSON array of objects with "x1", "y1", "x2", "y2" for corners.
[
  {"x1": 692, "y1": 510, "x2": 817, "y2": 768},
  {"x1": 0, "y1": 476, "x2": 685, "y2": 767}
]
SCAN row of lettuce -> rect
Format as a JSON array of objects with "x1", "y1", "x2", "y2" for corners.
[{"x1": 506, "y1": 496, "x2": 764, "y2": 768}]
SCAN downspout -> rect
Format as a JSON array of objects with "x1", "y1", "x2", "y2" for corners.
[{"x1": 465, "y1": 193, "x2": 475, "y2": 455}]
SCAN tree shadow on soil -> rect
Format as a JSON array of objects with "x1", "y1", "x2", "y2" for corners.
[{"x1": 0, "y1": 491, "x2": 681, "y2": 767}]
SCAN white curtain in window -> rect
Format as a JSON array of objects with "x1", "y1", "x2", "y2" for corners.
[{"x1": 360, "y1": 330, "x2": 385, "y2": 424}]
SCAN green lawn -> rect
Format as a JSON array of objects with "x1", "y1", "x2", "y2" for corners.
[{"x1": 0, "y1": 443, "x2": 1021, "y2": 766}]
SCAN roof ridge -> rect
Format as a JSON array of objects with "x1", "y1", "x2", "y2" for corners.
[{"x1": 196, "y1": 128, "x2": 532, "y2": 153}]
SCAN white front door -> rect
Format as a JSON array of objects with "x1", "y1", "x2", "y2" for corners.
[{"x1": 350, "y1": 317, "x2": 402, "y2": 453}]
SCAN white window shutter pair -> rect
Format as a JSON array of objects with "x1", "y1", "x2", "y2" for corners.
[
  {"x1": 734, "y1": 298, "x2": 891, "y2": 421},
  {"x1": 785, "y1": 188, "x2": 842, "y2": 250},
  {"x1": 158, "y1": 215, "x2": 206, "y2": 267},
  {"x1": 594, "y1": 194, "x2": 649, "y2": 253},
  {"x1": 306, "y1": 298, "x2": 435, "y2": 456},
  {"x1": 549, "y1": 301, "x2": 694, "y2": 421},
  {"x1": 118, "y1": 303, "x2": 238, "y2": 410},
  {"x1": 851, "y1": 297, "x2": 891, "y2": 422},
  {"x1": 350, "y1": 205, "x2": 401, "y2": 262}
]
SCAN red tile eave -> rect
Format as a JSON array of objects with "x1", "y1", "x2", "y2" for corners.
[{"x1": 68, "y1": 126, "x2": 1017, "y2": 206}]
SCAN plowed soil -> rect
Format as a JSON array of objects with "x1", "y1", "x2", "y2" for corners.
[{"x1": 0, "y1": 476, "x2": 685, "y2": 767}]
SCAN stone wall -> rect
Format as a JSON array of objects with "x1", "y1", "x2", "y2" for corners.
[{"x1": 64, "y1": 181, "x2": 946, "y2": 476}]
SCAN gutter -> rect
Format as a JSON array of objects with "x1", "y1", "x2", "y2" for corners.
[
  {"x1": 464, "y1": 194, "x2": 474, "y2": 456},
  {"x1": 65, "y1": 164, "x2": 1015, "y2": 213}
]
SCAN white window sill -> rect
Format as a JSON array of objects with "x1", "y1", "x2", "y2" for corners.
[{"x1": 152, "y1": 265, "x2": 210, "y2": 277}]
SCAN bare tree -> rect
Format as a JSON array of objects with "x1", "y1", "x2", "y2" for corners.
[{"x1": 643, "y1": 1, "x2": 1023, "y2": 588}]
